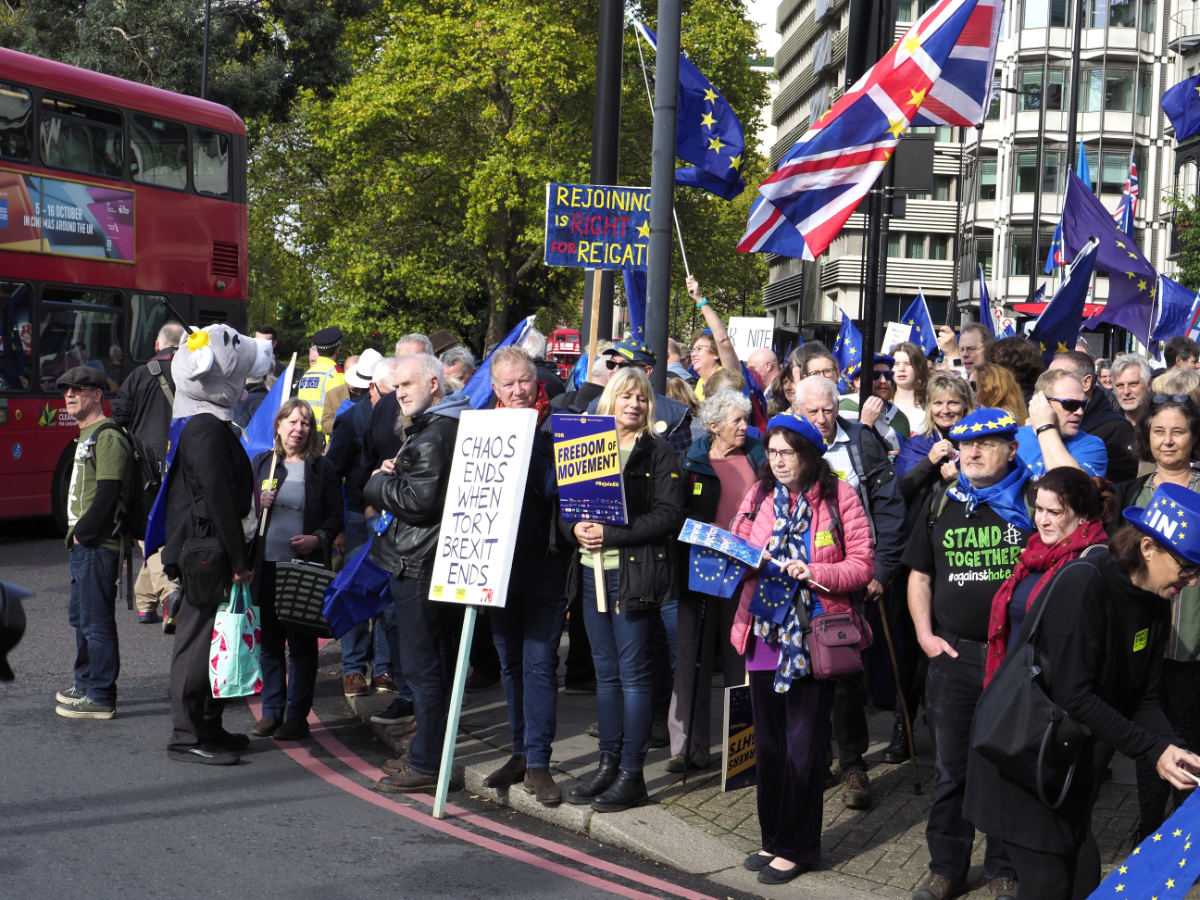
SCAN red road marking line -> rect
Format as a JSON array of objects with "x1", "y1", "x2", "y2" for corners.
[{"x1": 245, "y1": 699, "x2": 718, "y2": 900}]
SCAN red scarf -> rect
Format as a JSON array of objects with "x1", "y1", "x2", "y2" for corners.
[
  {"x1": 983, "y1": 518, "x2": 1107, "y2": 687},
  {"x1": 498, "y1": 382, "x2": 552, "y2": 426}
]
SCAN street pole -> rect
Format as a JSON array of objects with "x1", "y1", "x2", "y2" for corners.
[
  {"x1": 582, "y1": 0, "x2": 623, "y2": 353},
  {"x1": 645, "y1": 0, "x2": 682, "y2": 394},
  {"x1": 201, "y1": 0, "x2": 211, "y2": 99}
]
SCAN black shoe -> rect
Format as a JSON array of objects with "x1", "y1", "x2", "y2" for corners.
[
  {"x1": 161, "y1": 590, "x2": 182, "y2": 635},
  {"x1": 566, "y1": 753, "x2": 619, "y2": 805},
  {"x1": 369, "y1": 698, "x2": 415, "y2": 725},
  {"x1": 274, "y1": 718, "x2": 310, "y2": 741},
  {"x1": 882, "y1": 718, "x2": 911, "y2": 764},
  {"x1": 758, "y1": 861, "x2": 811, "y2": 885},
  {"x1": 483, "y1": 753, "x2": 527, "y2": 789},
  {"x1": 591, "y1": 769, "x2": 648, "y2": 813},
  {"x1": 743, "y1": 852, "x2": 775, "y2": 872},
  {"x1": 213, "y1": 729, "x2": 250, "y2": 751},
  {"x1": 169, "y1": 743, "x2": 239, "y2": 765}
]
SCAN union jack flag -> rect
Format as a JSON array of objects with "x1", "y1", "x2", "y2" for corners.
[
  {"x1": 1112, "y1": 150, "x2": 1138, "y2": 237},
  {"x1": 738, "y1": 0, "x2": 992, "y2": 260}
]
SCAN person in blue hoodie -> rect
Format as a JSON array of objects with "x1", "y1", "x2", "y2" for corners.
[{"x1": 364, "y1": 352, "x2": 471, "y2": 793}]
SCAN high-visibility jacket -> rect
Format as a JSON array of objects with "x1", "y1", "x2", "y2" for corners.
[{"x1": 297, "y1": 356, "x2": 344, "y2": 436}]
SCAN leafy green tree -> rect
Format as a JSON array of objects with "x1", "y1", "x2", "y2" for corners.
[
  {"x1": 0, "y1": 0, "x2": 368, "y2": 122},
  {"x1": 1167, "y1": 193, "x2": 1200, "y2": 292}
]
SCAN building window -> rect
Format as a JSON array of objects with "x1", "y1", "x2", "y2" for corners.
[
  {"x1": 1080, "y1": 66, "x2": 1137, "y2": 112},
  {"x1": 934, "y1": 174, "x2": 953, "y2": 201},
  {"x1": 1086, "y1": 0, "x2": 1137, "y2": 25},
  {"x1": 887, "y1": 234, "x2": 902, "y2": 257},
  {"x1": 1142, "y1": 0, "x2": 1156, "y2": 30},
  {"x1": 1100, "y1": 150, "x2": 1135, "y2": 193},
  {"x1": 980, "y1": 159, "x2": 998, "y2": 199},
  {"x1": 930, "y1": 235, "x2": 950, "y2": 260},
  {"x1": 987, "y1": 79, "x2": 1001, "y2": 120},
  {"x1": 905, "y1": 235, "x2": 926, "y2": 259},
  {"x1": 1015, "y1": 149, "x2": 1063, "y2": 194},
  {"x1": 978, "y1": 239, "x2": 994, "y2": 280},
  {"x1": 1025, "y1": 0, "x2": 1070, "y2": 27},
  {"x1": 1019, "y1": 67, "x2": 1067, "y2": 110}
]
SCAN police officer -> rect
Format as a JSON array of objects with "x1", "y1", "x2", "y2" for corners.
[{"x1": 298, "y1": 326, "x2": 345, "y2": 441}]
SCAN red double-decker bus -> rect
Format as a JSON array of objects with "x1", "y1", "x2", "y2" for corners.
[{"x1": 0, "y1": 47, "x2": 248, "y2": 530}]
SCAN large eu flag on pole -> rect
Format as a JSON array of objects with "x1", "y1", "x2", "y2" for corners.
[
  {"x1": 1029, "y1": 238, "x2": 1099, "y2": 365},
  {"x1": 1061, "y1": 171, "x2": 1158, "y2": 343},
  {"x1": 1162, "y1": 72, "x2": 1200, "y2": 142},
  {"x1": 1151, "y1": 275, "x2": 1200, "y2": 344},
  {"x1": 632, "y1": 21, "x2": 746, "y2": 200},
  {"x1": 1088, "y1": 788, "x2": 1200, "y2": 899},
  {"x1": 462, "y1": 315, "x2": 536, "y2": 409}
]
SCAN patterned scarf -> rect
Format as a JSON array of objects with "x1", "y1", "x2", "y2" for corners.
[
  {"x1": 753, "y1": 482, "x2": 816, "y2": 693},
  {"x1": 983, "y1": 517, "x2": 1107, "y2": 686},
  {"x1": 498, "y1": 382, "x2": 553, "y2": 426}
]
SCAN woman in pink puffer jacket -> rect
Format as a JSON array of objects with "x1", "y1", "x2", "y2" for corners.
[{"x1": 729, "y1": 413, "x2": 875, "y2": 886}]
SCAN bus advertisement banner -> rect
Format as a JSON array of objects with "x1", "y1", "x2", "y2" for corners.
[
  {"x1": 0, "y1": 168, "x2": 134, "y2": 261},
  {"x1": 543, "y1": 182, "x2": 650, "y2": 271}
]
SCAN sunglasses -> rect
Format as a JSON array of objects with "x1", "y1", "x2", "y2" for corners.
[
  {"x1": 872, "y1": 370, "x2": 894, "y2": 381},
  {"x1": 59, "y1": 384, "x2": 99, "y2": 395},
  {"x1": 1048, "y1": 397, "x2": 1085, "y2": 413},
  {"x1": 605, "y1": 358, "x2": 639, "y2": 370},
  {"x1": 1152, "y1": 394, "x2": 1192, "y2": 406}
]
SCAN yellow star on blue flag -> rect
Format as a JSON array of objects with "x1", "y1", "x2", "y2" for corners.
[{"x1": 1090, "y1": 789, "x2": 1200, "y2": 898}]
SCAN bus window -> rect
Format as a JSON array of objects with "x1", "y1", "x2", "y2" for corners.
[
  {"x1": 129, "y1": 293, "x2": 171, "y2": 361},
  {"x1": 40, "y1": 287, "x2": 123, "y2": 391},
  {"x1": 0, "y1": 280, "x2": 33, "y2": 390},
  {"x1": 131, "y1": 114, "x2": 187, "y2": 190},
  {"x1": 193, "y1": 128, "x2": 229, "y2": 197},
  {"x1": 40, "y1": 95, "x2": 123, "y2": 179},
  {"x1": 0, "y1": 82, "x2": 32, "y2": 162}
]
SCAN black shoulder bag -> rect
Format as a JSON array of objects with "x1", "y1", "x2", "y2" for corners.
[{"x1": 970, "y1": 556, "x2": 1099, "y2": 809}]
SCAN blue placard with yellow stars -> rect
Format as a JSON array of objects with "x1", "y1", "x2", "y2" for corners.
[
  {"x1": 748, "y1": 570, "x2": 798, "y2": 625},
  {"x1": 1088, "y1": 788, "x2": 1200, "y2": 899},
  {"x1": 544, "y1": 182, "x2": 651, "y2": 271},
  {"x1": 688, "y1": 546, "x2": 747, "y2": 598}
]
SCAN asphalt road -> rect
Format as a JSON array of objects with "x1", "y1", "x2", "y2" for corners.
[{"x1": 0, "y1": 522, "x2": 750, "y2": 899}]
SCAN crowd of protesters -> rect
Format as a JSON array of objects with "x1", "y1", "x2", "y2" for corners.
[{"x1": 54, "y1": 300, "x2": 1200, "y2": 896}]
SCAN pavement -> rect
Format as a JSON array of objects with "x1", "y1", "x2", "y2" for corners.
[{"x1": 335, "y1": 639, "x2": 1152, "y2": 900}]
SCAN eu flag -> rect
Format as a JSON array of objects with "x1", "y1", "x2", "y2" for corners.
[
  {"x1": 1061, "y1": 171, "x2": 1158, "y2": 343},
  {"x1": 462, "y1": 315, "x2": 536, "y2": 409},
  {"x1": 1162, "y1": 72, "x2": 1200, "y2": 141},
  {"x1": 900, "y1": 292, "x2": 938, "y2": 356},
  {"x1": 979, "y1": 264, "x2": 996, "y2": 338},
  {"x1": 1151, "y1": 275, "x2": 1200, "y2": 343},
  {"x1": 1029, "y1": 238, "x2": 1099, "y2": 365},
  {"x1": 623, "y1": 269, "x2": 647, "y2": 341},
  {"x1": 633, "y1": 21, "x2": 745, "y2": 200},
  {"x1": 241, "y1": 353, "x2": 297, "y2": 461},
  {"x1": 1088, "y1": 788, "x2": 1200, "y2": 899},
  {"x1": 831, "y1": 308, "x2": 863, "y2": 374}
]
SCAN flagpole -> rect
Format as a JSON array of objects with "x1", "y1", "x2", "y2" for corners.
[{"x1": 632, "y1": 23, "x2": 692, "y2": 279}]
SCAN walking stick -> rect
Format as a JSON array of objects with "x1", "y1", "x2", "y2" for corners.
[
  {"x1": 876, "y1": 592, "x2": 922, "y2": 793},
  {"x1": 680, "y1": 592, "x2": 709, "y2": 784}
]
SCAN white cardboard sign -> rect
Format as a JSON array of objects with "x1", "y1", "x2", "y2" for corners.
[
  {"x1": 726, "y1": 317, "x2": 774, "y2": 360},
  {"x1": 881, "y1": 321, "x2": 914, "y2": 355},
  {"x1": 428, "y1": 408, "x2": 536, "y2": 607}
]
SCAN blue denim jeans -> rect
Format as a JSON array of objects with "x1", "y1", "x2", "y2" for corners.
[
  {"x1": 924, "y1": 633, "x2": 1014, "y2": 883},
  {"x1": 652, "y1": 596, "x2": 677, "y2": 719},
  {"x1": 489, "y1": 556, "x2": 568, "y2": 768},
  {"x1": 582, "y1": 566, "x2": 655, "y2": 772},
  {"x1": 68, "y1": 544, "x2": 121, "y2": 706},
  {"x1": 391, "y1": 573, "x2": 459, "y2": 774}
]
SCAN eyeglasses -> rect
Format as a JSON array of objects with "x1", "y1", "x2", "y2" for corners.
[
  {"x1": 766, "y1": 448, "x2": 798, "y2": 460},
  {"x1": 1049, "y1": 397, "x2": 1086, "y2": 413},
  {"x1": 1152, "y1": 394, "x2": 1191, "y2": 406},
  {"x1": 872, "y1": 370, "x2": 894, "y2": 381},
  {"x1": 1168, "y1": 550, "x2": 1200, "y2": 581},
  {"x1": 807, "y1": 367, "x2": 838, "y2": 378}
]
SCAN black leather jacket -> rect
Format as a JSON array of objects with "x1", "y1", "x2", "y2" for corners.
[
  {"x1": 363, "y1": 392, "x2": 468, "y2": 578},
  {"x1": 559, "y1": 431, "x2": 685, "y2": 611}
]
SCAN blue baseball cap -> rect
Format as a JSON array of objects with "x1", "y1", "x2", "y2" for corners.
[{"x1": 1123, "y1": 482, "x2": 1200, "y2": 566}]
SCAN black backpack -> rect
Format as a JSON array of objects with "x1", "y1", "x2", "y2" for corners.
[{"x1": 93, "y1": 422, "x2": 161, "y2": 541}]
